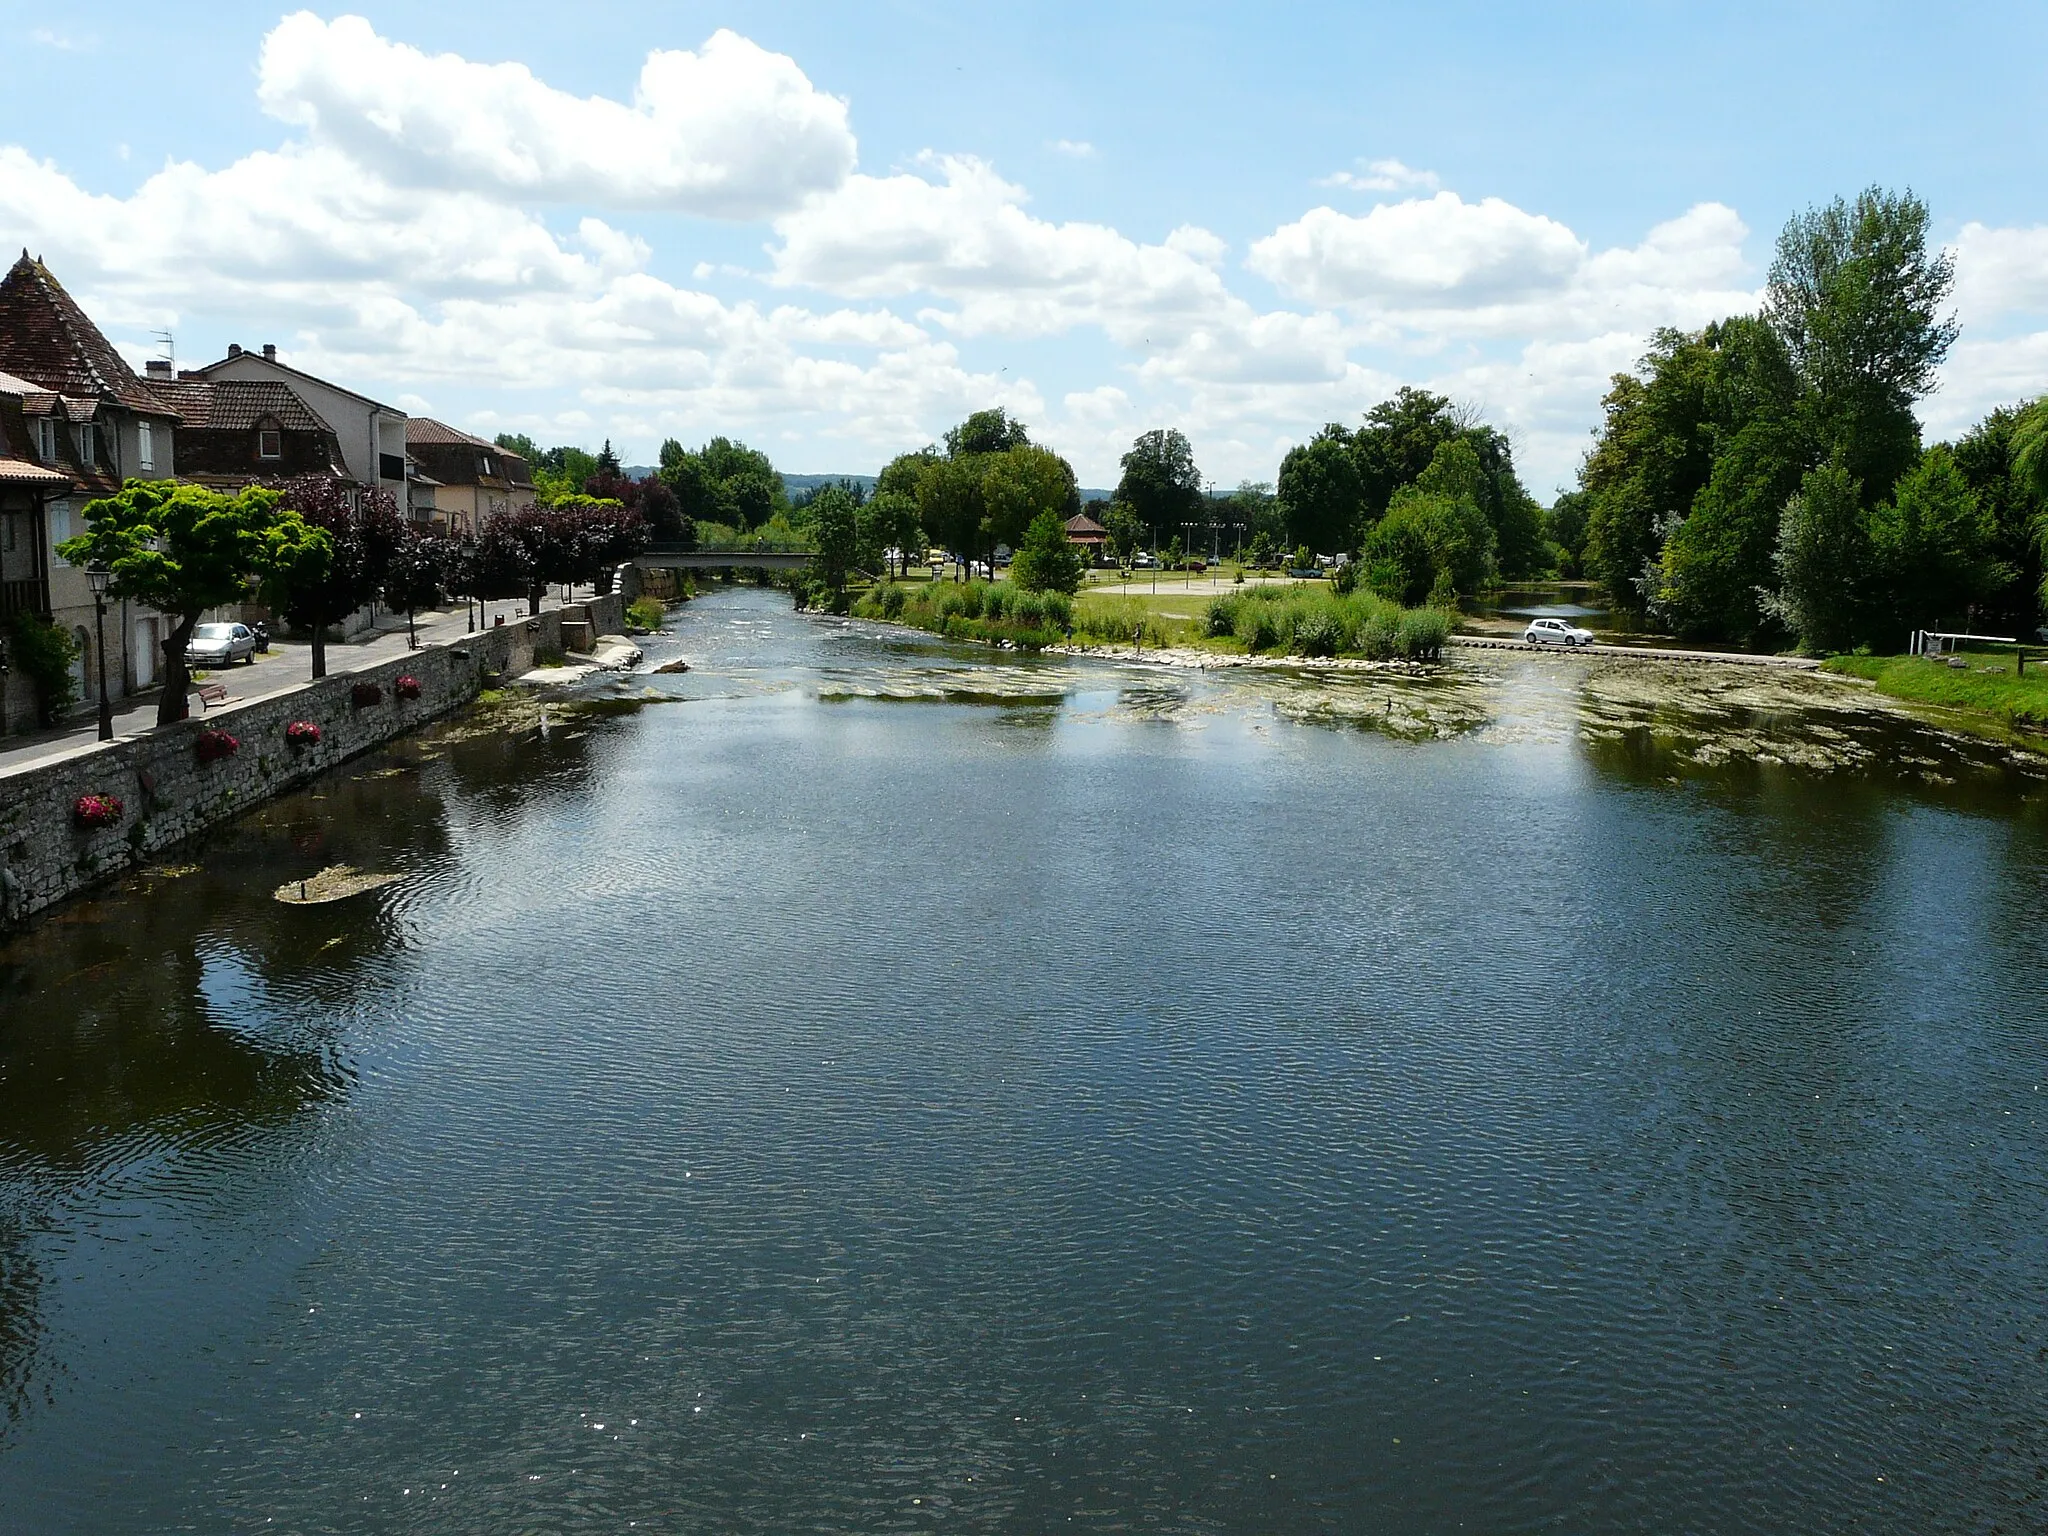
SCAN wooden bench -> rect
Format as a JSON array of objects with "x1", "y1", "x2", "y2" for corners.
[{"x1": 194, "y1": 682, "x2": 229, "y2": 710}]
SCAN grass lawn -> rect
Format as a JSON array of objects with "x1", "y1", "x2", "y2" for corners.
[{"x1": 1824, "y1": 651, "x2": 2048, "y2": 733}]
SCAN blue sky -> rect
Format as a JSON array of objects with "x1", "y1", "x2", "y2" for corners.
[{"x1": 2, "y1": 2, "x2": 2044, "y2": 491}]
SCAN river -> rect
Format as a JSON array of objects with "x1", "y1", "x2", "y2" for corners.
[{"x1": 2, "y1": 586, "x2": 2045, "y2": 1533}]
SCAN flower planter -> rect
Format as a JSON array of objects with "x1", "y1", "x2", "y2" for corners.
[
  {"x1": 394, "y1": 675, "x2": 422, "y2": 701},
  {"x1": 73, "y1": 793, "x2": 124, "y2": 830},
  {"x1": 285, "y1": 720, "x2": 322, "y2": 748},
  {"x1": 195, "y1": 728, "x2": 240, "y2": 764},
  {"x1": 351, "y1": 682, "x2": 384, "y2": 708}
]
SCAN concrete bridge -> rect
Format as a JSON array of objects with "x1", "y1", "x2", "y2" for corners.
[{"x1": 635, "y1": 547, "x2": 811, "y2": 573}]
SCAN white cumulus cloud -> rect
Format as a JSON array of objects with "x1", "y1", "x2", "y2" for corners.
[
  {"x1": 1249, "y1": 191, "x2": 1588, "y2": 309},
  {"x1": 257, "y1": 13, "x2": 855, "y2": 218}
]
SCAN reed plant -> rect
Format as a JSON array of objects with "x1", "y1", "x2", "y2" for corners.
[{"x1": 855, "y1": 580, "x2": 1072, "y2": 650}]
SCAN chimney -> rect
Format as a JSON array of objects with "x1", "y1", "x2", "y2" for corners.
[
  {"x1": 262, "y1": 344, "x2": 276, "y2": 361},
  {"x1": 227, "y1": 343, "x2": 242, "y2": 358},
  {"x1": 145, "y1": 359, "x2": 173, "y2": 379}
]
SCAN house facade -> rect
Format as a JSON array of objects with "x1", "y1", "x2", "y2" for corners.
[
  {"x1": 142, "y1": 370, "x2": 349, "y2": 491},
  {"x1": 0, "y1": 254, "x2": 181, "y2": 732},
  {"x1": 405, "y1": 418, "x2": 536, "y2": 530},
  {"x1": 192, "y1": 344, "x2": 413, "y2": 519}
]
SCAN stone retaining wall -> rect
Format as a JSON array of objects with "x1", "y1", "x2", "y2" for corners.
[{"x1": 0, "y1": 591, "x2": 622, "y2": 925}]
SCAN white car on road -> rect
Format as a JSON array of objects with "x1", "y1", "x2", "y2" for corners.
[
  {"x1": 1524, "y1": 617, "x2": 1595, "y2": 648},
  {"x1": 186, "y1": 622, "x2": 259, "y2": 667}
]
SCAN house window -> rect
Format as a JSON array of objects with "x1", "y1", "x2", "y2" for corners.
[
  {"x1": 75, "y1": 423, "x2": 95, "y2": 465},
  {"x1": 34, "y1": 418, "x2": 56, "y2": 463},
  {"x1": 258, "y1": 427, "x2": 282, "y2": 460},
  {"x1": 138, "y1": 420, "x2": 155, "y2": 470}
]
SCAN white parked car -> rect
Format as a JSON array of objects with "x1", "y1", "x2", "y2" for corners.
[
  {"x1": 1523, "y1": 617, "x2": 1595, "y2": 648},
  {"x1": 186, "y1": 622, "x2": 259, "y2": 667}
]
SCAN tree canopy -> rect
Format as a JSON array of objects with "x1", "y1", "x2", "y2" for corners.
[
  {"x1": 1574, "y1": 185, "x2": 2027, "y2": 651},
  {"x1": 58, "y1": 480, "x2": 329, "y2": 723},
  {"x1": 1113, "y1": 428, "x2": 1203, "y2": 549}
]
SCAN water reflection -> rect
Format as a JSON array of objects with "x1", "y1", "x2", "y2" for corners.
[{"x1": 0, "y1": 586, "x2": 2043, "y2": 1532}]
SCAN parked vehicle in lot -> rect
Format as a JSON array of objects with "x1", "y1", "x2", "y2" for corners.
[
  {"x1": 186, "y1": 622, "x2": 259, "y2": 667},
  {"x1": 1131, "y1": 552, "x2": 1156, "y2": 568},
  {"x1": 1524, "y1": 617, "x2": 1595, "y2": 647}
]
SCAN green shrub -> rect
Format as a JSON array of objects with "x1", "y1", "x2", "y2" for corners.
[
  {"x1": 1205, "y1": 595, "x2": 1238, "y2": 637},
  {"x1": 1295, "y1": 611, "x2": 1341, "y2": 657},
  {"x1": 1235, "y1": 603, "x2": 1280, "y2": 652},
  {"x1": 960, "y1": 581, "x2": 987, "y2": 620},
  {"x1": 626, "y1": 597, "x2": 666, "y2": 630},
  {"x1": 1397, "y1": 607, "x2": 1450, "y2": 660},
  {"x1": 1358, "y1": 612, "x2": 1400, "y2": 660},
  {"x1": 9, "y1": 613, "x2": 78, "y2": 726},
  {"x1": 983, "y1": 583, "x2": 1014, "y2": 621}
]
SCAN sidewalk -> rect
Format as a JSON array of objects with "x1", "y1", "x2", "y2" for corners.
[{"x1": 0, "y1": 591, "x2": 596, "y2": 778}]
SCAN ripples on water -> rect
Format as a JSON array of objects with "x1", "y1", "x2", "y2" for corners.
[{"x1": 2, "y1": 586, "x2": 2046, "y2": 1533}]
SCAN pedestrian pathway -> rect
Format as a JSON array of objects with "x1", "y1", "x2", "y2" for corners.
[{"x1": 0, "y1": 592, "x2": 592, "y2": 779}]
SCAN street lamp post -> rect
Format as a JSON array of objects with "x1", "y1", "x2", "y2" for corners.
[{"x1": 86, "y1": 562, "x2": 113, "y2": 741}]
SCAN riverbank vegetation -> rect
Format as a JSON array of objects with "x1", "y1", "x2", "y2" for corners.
[
  {"x1": 1824, "y1": 652, "x2": 2048, "y2": 733},
  {"x1": 1575, "y1": 187, "x2": 2048, "y2": 655},
  {"x1": 1200, "y1": 586, "x2": 1449, "y2": 659},
  {"x1": 853, "y1": 579, "x2": 1073, "y2": 648}
]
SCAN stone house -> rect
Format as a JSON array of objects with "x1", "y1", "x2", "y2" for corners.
[
  {"x1": 140, "y1": 372, "x2": 349, "y2": 491},
  {"x1": 190, "y1": 343, "x2": 414, "y2": 520},
  {"x1": 0, "y1": 254, "x2": 181, "y2": 732},
  {"x1": 405, "y1": 418, "x2": 536, "y2": 531}
]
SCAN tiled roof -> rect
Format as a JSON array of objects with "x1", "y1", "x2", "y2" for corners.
[
  {"x1": 0, "y1": 456, "x2": 75, "y2": 487},
  {"x1": 191, "y1": 348, "x2": 403, "y2": 416},
  {"x1": 1065, "y1": 512, "x2": 1107, "y2": 534},
  {"x1": 144, "y1": 378, "x2": 334, "y2": 433},
  {"x1": 0, "y1": 253, "x2": 173, "y2": 416},
  {"x1": 406, "y1": 417, "x2": 496, "y2": 448},
  {"x1": 0, "y1": 367, "x2": 40, "y2": 394}
]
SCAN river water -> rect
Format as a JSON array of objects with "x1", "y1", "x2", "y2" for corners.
[{"x1": 3, "y1": 587, "x2": 2045, "y2": 1533}]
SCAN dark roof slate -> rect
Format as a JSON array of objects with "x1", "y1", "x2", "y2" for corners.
[
  {"x1": 144, "y1": 378, "x2": 334, "y2": 433},
  {"x1": 0, "y1": 253, "x2": 174, "y2": 417}
]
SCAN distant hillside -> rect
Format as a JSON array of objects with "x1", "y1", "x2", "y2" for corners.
[
  {"x1": 628, "y1": 467, "x2": 1114, "y2": 501},
  {"x1": 786, "y1": 472, "x2": 1115, "y2": 501},
  {"x1": 783, "y1": 473, "x2": 877, "y2": 496}
]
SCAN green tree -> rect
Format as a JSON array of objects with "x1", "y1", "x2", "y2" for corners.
[
  {"x1": 1952, "y1": 403, "x2": 2046, "y2": 632},
  {"x1": 944, "y1": 408, "x2": 1031, "y2": 458},
  {"x1": 1277, "y1": 428, "x2": 1363, "y2": 555},
  {"x1": 1546, "y1": 491, "x2": 1591, "y2": 578},
  {"x1": 1768, "y1": 458, "x2": 1871, "y2": 653},
  {"x1": 916, "y1": 456, "x2": 987, "y2": 578},
  {"x1": 493, "y1": 431, "x2": 541, "y2": 462},
  {"x1": 1870, "y1": 445, "x2": 2005, "y2": 632},
  {"x1": 983, "y1": 444, "x2": 1079, "y2": 569},
  {"x1": 1011, "y1": 508, "x2": 1084, "y2": 595},
  {"x1": 1114, "y1": 428, "x2": 1203, "y2": 549},
  {"x1": 808, "y1": 485, "x2": 861, "y2": 607},
  {"x1": 1581, "y1": 330, "x2": 1720, "y2": 616},
  {"x1": 1365, "y1": 484, "x2": 1495, "y2": 604},
  {"x1": 1101, "y1": 501, "x2": 1145, "y2": 564},
  {"x1": 1353, "y1": 388, "x2": 1460, "y2": 522},
  {"x1": 59, "y1": 480, "x2": 329, "y2": 724},
  {"x1": 1765, "y1": 186, "x2": 1957, "y2": 502}
]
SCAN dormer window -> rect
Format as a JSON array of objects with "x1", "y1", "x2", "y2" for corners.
[
  {"x1": 75, "y1": 423, "x2": 95, "y2": 466},
  {"x1": 258, "y1": 424, "x2": 282, "y2": 460},
  {"x1": 34, "y1": 418, "x2": 56, "y2": 463}
]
